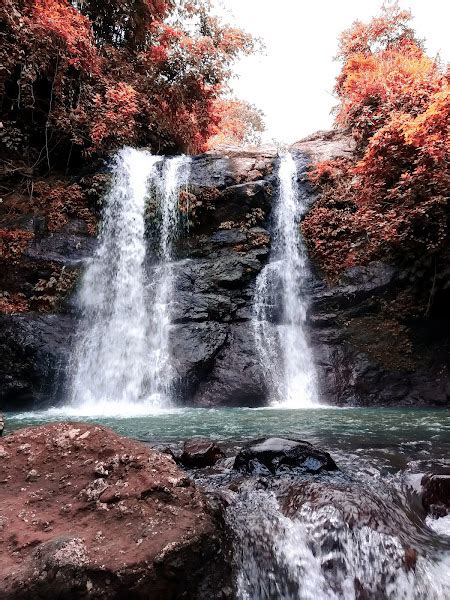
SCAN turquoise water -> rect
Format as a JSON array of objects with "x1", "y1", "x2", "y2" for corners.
[{"x1": 5, "y1": 407, "x2": 449, "y2": 451}]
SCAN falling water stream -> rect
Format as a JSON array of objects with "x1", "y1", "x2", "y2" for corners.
[
  {"x1": 69, "y1": 147, "x2": 190, "y2": 413},
  {"x1": 147, "y1": 155, "x2": 191, "y2": 403},
  {"x1": 253, "y1": 152, "x2": 318, "y2": 407}
]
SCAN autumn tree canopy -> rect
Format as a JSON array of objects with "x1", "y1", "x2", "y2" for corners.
[
  {"x1": 207, "y1": 99, "x2": 265, "y2": 148},
  {"x1": 0, "y1": 0, "x2": 259, "y2": 171},
  {"x1": 303, "y1": 2, "x2": 449, "y2": 295}
]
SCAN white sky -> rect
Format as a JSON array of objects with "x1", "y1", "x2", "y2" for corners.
[{"x1": 218, "y1": 0, "x2": 450, "y2": 143}]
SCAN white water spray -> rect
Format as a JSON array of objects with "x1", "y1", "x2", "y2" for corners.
[
  {"x1": 147, "y1": 156, "x2": 191, "y2": 403},
  {"x1": 227, "y1": 489, "x2": 450, "y2": 600},
  {"x1": 69, "y1": 147, "x2": 190, "y2": 414},
  {"x1": 253, "y1": 153, "x2": 318, "y2": 407}
]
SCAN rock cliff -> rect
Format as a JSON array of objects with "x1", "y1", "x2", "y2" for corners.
[{"x1": 0, "y1": 133, "x2": 449, "y2": 409}]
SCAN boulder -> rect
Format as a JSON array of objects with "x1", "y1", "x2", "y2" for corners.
[
  {"x1": 422, "y1": 473, "x2": 450, "y2": 517},
  {"x1": 180, "y1": 440, "x2": 226, "y2": 468},
  {"x1": 0, "y1": 423, "x2": 224, "y2": 599},
  {"x1": 280, "y1": 480, "x2": 420, "y2": 586},
  {"x1": 290, "y1": 129, "x2": 356, "y2": 163},
  {"x1": 189, "y1": 147, "x2": 275, "y2": 189},
  {"x1": 233, "y1": 438, "x2": 338, "y2": 475},
  {"x1": 281, "y1": 480, "x2": 406, "y2": 532}
]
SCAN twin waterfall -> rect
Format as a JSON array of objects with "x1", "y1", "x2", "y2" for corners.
[
  {"x1": 48, "y1": 150, "x2": 450, "y2": 600},
  {"x1": 69, "y1": 148, "x2": 190, "y2": 412},
  {"x1": 69, "y1": 148, "x2": 317, "y2": 411}
]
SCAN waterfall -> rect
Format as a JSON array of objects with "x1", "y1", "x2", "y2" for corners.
[
  {"x1": 69, "y1": 147, "x2": 190, "y2": 414},
  {"x1": 226, "y1": 489, "x2": 450, "y2": 600},
  {"x1": 253, "y1": 152, "x2": 318, "y2": 407},
  {"x1": 147, "y1": 156, "x2": 191, "y2": 402}
]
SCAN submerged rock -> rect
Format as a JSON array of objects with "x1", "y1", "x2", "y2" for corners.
[
  {"x1": 233, "y1": 437, "x2": 338, "y2": 475},
  {"x1": 180, "y1": 440, "x2": 226, "y2": 468},
  {"x1": 0, "y1": 423, "x2": 226, "y2": 599}
]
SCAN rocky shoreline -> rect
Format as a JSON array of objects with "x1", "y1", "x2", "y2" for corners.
[{"x1": 1, "y1": 422, "x2": 448, "y2": 598}]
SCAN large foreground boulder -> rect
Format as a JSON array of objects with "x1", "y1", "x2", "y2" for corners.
[{"x1": 0, "y1": 423, "x2": 224, "y2": 599}]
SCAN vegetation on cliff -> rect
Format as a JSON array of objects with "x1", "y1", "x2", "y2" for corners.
[
  {"x1": 1, "y1": 0, "x2": 261, "y2": 165},
  {"x1": 0, "y1": 0, "x2": 264, "y2": 313},
  {"x1": 303, "y1": 3, "x2": 449, "y2": 308}
]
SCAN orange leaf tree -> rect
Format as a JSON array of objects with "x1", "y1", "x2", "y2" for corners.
[
  {"x1": 303, "y1": 2, "x2": 449, "y2": 288},
  {"x1": 0, "y1": 0, "x2": 256, "y2": 170},
  {"x1": 207, "y1": 99, "x2": 265, "y2": 149}
]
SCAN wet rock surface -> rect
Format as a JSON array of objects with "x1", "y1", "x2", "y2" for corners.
[
  {"x1": 1, "y1": 132, "x2": 449, "y2": 409},
  {"x1": 422, "y1": 473, "x2": 450, "y2": 517},
  {"x1": 0, "y1": 313, "x2": 76, "y2": 409},
  {"x1": 233, "y1": 437, "x2": 338, "y2": 475},
  {"x1": 0, "y1": 423, "x2": 227, "y2": 599},
  {"x1": 309, "y1": 259, "x2": 450, "y2": 407},
  {"x1": 180, "y1": 440, "x2": 226, "y2": 468},
  {"x1": 1, "y1": 146, "x2": 276, "y2": 410}
]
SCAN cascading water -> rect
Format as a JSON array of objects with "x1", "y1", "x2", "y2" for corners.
[
  {"x1": 147, "y1": 156, "x2": 191, "y2": 402},
  {"x1": 226, "y1": 487, "x2": 450, "y2": 600},
  {"x1": 69, "y1": 147, "x2": 190, "y2": 413},
  {"x1": 253, "y1": 152, "x2": 318, "y2": 407}
]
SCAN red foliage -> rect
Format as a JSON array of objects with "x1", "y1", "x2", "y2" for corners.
[
  {"x1": 0, "y1": 293, "x2": 29, "y2": 314},
  {"x1": 32, "y1": 0, "x2": 100, "y2": 71},
  {"x1": 32, "y1": 181, "x2": 97, "y2": 234},
  {"x1": 91, "y1": 83, "x2": 139, "y2": 149},
  {"x1": 207, "y1": 99, "x2": 265, "y2": 148},
  {"x1": 0, "y1": 229, "x2": 34, "y2": 261},
  {"x1": 0, "y1": 0, "x2": 256, "y2": 165},
  {"x1": 303, "y1": 3, "x2": 449, "y2": 280}
]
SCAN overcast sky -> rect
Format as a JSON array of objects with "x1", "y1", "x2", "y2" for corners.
[{"x1": 218, "y1": 0, "x2": 450, "y2": 143}]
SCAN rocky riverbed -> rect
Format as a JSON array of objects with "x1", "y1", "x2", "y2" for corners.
[{"x1": 1, "y1": 422, "x2": 449, "y2": 599}]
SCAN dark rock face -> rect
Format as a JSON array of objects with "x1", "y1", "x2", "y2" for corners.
[
  {"x1": 192, "y1": 323, "x2": 267, "y2": 407},
  {"x1": 0, "y1": 423, "x2": 227, "y2": 599},
  {"x1": 422, "y1": 473, "x2": 450, "y2": 517},
  {"x1": 161, "y1": 147, "x2": 276, "y2": 407},
  {"x1": 1, "y1": 133, "x2": 449, "y2": 409},
  {"x1": 0, "y1": 313, "x2": 76, "y2": 409},
  {"x1": 180, "y1": 440, "x2": 226, "y2": 468},
  {"x1": 309, "y1": 260, "x2": 450, "y2": 407},
  {"x1": 1, "y1": 147, "x2": 275, "y2": 410},
  {"x1": 233, "y1": 438, "x2": 338, "y2": 475}
]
